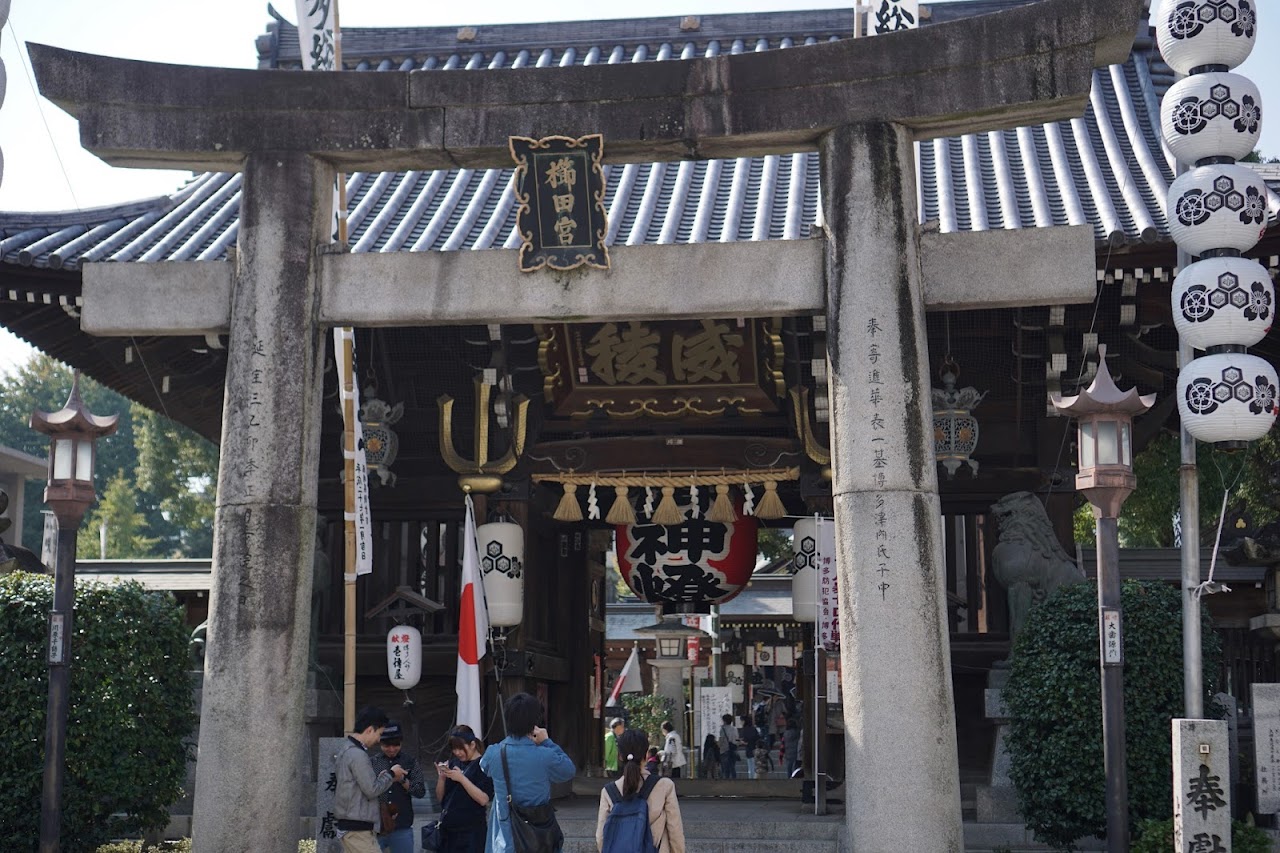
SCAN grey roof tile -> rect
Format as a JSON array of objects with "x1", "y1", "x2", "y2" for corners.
[{"x1": 1, "y1": 1, "x2": 1270, "y2": 270}]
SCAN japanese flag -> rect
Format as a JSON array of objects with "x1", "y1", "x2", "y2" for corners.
[
  {"x1": 607, "y1": 645, "x2": 642, "y2": 706},
  {"x1": 456, "y1": 495, "x2": 490, "y2": 734}
]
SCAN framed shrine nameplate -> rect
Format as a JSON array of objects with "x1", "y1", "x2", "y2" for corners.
[
  {"x1": 535, "y1": 318, "x2": 786, "y2": 419},
  {"x1": 509, "y1": 134, "x2": 610, "y2": 272}
]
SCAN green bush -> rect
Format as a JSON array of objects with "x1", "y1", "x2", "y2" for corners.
[
  {"x1": 1004, "y1": 579, "x2": 1222, "y2": 851},
  {"x1": 0, "y1": 572, "x2": 196, "y2": 852},
  {"x1": 621, "y1": 692, "x2": 675, "y2": 751},
  {"x1": 1132, "y1": 817, "x2": 1272, "y2": 853}
]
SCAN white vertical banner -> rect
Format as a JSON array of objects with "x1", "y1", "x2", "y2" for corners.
[
  {"x1": 333, "y1": 328, "x2": 372, "y2": 577},
  {"x1": 40, "y1": 511, "x2": 57, "y2": 569},
  {"x1": 817, "y1": 518, "x2": 840, "y2": 651},
  {"x1": 295, "y1": 0, "x2": 337, "y2": 71}
]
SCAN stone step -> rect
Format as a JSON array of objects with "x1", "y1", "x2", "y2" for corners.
[
  {"x1": 557, "y1": 818, "x2": 843, "y2": 841},
  {"x1": 562, "y1": 838, "x2": 838, "y2": 853}
]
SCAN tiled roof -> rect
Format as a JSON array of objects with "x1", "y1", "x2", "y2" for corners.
[{"x1": 0, "y1": 1, "x2": 1258, "y2": 271}]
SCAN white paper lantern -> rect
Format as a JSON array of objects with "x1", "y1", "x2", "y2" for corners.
[
  {"x1": 1167, "y1": 164, "x2": 1269, "y2": 255},
  {"x1": 1161, "y1": 72, "x2": 1262, "y2": 165},
  {"x1": 387, "y1": 625, "x2": 422, "y2": 690},
  {"x1": 476, "y1": 521, "x2": 524, "y2": 627},
  {"x1": 1156, "y1": 0, "x2": 1257, "y2": 76},
  {"x1": 1177, "y1": 352, "x2": 1278, "y2": 444},
  {"x1": 1173, "y1": 256, "x2": 1274, "y2": 349},
  {"x1": 791, "y1": 518, "x2": 817, "y2": 623}
]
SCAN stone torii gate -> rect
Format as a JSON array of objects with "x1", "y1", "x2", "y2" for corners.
[{"x1": 30, "y1": 0, "x2": 1140, "y2": 849}]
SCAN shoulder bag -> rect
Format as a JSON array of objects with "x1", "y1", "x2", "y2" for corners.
[{"x1": 501, "y1": 745, "x2": 564, "y2": 853}]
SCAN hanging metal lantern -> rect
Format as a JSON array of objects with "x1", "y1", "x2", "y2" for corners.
[
  {"x1": 387, "y1": 625, "x2": 422, "y2": 690},
  {"x1": 932, "y1": 360, "x2": 986, "y2": 479},
  {"x1": 1178, "y1": 351, "x2": 1279, "y2": 448},
  {"x1": 1160, "y1": 71, "x2": 1261, "y2": 165},
  {"x1": 1172, "y1": 256, "x2": 1273, "y2": 349},
  {"x1": 360, "y1": 388, "x2": 403, "y2": 487},
  {"x1": 791, "y1": 517, "x2": 818, "y2": 623},
  {"x1": 1155, "y1": 0, "x2": 1257, "y2": 77},
  {"x1": 615, "y1": 507, "x2": 758, "y2": 608},
  {"x1": 1167, "y1": 164, "x2": 1269, "y2": 255},
  {"x1": 476, "y1": 521, "x2": 524, "y2": 627}
]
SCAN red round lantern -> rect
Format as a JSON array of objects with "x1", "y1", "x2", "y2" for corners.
[{"x1": 616, "y1": 513, "x2": 758, "y2": 607}]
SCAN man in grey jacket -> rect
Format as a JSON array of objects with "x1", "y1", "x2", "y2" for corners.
[{"x1": 335, "y1": 706, "x2": 406, "y2": 853}]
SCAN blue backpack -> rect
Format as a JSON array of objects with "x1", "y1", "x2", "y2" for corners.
[{"x1": 601, "y1": 773, "x2": 661, "y2": 853}]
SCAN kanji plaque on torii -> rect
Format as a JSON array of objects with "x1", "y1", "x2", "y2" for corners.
[{"x1": 510, "y1": 134, "x2": 609, "y2": 272}]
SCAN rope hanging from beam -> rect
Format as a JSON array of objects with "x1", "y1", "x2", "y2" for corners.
[{"x1": 534, "y1": 467, "x2": 799, "y2": 522}]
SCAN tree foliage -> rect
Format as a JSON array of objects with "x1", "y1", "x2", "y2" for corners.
[
  {"x1": 0, "y1": 572, "x2": 196, "y2": 851},
  {"x1": 1074, "y1": 430, "x2": 1280, "y2": 548},
  {"x1": 621, "y1": 692, "x2": 676, "y2": 751},
  {"x1": 0, "y1": 354, "x2": 217, "y2": 557},
  {"x1": 1003, "y1": 580, "x2": 1221, "y2": 851}
]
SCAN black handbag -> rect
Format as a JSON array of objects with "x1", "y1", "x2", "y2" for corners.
[
  {"x1": 501, "y1": 745, "x2": 564, "y2": 853},
  {"x1": 421, "y1": 819, "x2": 444, "y2": 852}
]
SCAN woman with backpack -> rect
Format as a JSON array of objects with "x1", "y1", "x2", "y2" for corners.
[{"x1": 595, "y1": 729, "x2": 685, "y2": 853}]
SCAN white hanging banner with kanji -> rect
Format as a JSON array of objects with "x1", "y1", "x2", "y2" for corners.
[{"x1": 817, "y1": 518, "x2": 840, "y2": 651}]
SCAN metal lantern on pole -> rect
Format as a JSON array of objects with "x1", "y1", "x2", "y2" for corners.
[
  {"x1": 1051, "y1": 346, "x2": 1153, "y2": 853},
  {"x1": 30, "y1": 372, "x2": 118, "y2": 853}
]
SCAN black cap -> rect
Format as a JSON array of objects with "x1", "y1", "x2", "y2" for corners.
[{"x1": 380, "y1": 723, "x2": 403, "y2": 742}]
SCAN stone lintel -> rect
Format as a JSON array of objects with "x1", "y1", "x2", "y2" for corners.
[
  {"x1": 78, "y1": 227, "x2": 1101, "y2": 336},
  {"x1": 921, "y1": 224, "x2": 1097, "y2": 311},
  {"x1": 81, "y1": 259, "x2": 232, "y2": 335},
  {"x1": 318, "y1": 240, "x2": 824, "y2": 326},
  {"x1": 28, "y1": 0, "x2": 1141, "y2": 172}
]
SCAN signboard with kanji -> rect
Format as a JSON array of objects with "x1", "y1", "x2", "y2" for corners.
[
  {"x1": 868, "y1": 0, "x2": 919, "y2": 34},
  {"x1": 817, "y1": 518, "x2": 840, "y2": 651},
  {"x1": 510, "y1": 134, "x2": 609, "y2": 272}
]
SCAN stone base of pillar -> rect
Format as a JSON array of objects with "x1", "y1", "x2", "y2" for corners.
[{"x1": 975, "y1": 670, "x2": 1022, "y2": 824}]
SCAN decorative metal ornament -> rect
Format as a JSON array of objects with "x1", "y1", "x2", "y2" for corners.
[
  {"x1": 438, "y1": 379, "x2": 530, "y2": 494},
  {"x1": 1166, "y1": 163, "x2": 1269, "y2": 255},
  {"x1": 1156, "y1": 0, "x2": 1257, "y2": 76},
  {"x1": 932, "y1": 361, "x2": 986, "y2": 479},
  {"x1": 509, "y1": 134, "x2": 610, "y2": 272},
  {"x1": 1172, "y1": 256, "x2": 1273, "y2": 349},
  {"x1": 359, "y1": 387, "x2": 403, "y2": 487},
  {"x1": 386, "y1": 626, "x2": 422, "y2": 690},
  {"x1": 1160, "y1": 72, "x2": 1261, "y2": 164},
  {"x1": 476, "y1": 521, "x2": 525, "y2": 627},
  {"x1": 1177, "y1": 351, "x2": 1279, "y2": 446}
]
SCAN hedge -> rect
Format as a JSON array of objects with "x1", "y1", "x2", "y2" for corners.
[
  {"x1": 0, "y1": 571, "x2": 196, "y2": 852},
  {"x1": 1004, "y1": 579, "x2": 1222, "y2": 851}
]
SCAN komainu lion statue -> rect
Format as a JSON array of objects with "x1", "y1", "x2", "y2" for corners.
[{"x1": 991, "y1": 491, "x2": 1085, "y2": 642}]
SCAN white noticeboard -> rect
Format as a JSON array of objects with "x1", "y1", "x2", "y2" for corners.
[
  {"x1": 699, "y1": 686, "x2": 733, "y2": 748},
  {"x1": 817, "y1": 519, "x2": 840, "y2": 651}
]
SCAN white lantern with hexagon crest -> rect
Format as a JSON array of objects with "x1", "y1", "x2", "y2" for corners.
[
  {"x1": 791, "y1": 517, "x2": 817, "y2": 623},
  {"x1": 476, "y1": 521, "x2": 524, "y2": 627},
  {"x1": 1177, "y1": 351, "x2": 1279, "y2": 447},
  {"x1": 1160, "y1": 71, "x2": 1261, "y2": 165},
  {"x1": 1172, "y1": 256, "x2": 1274, "y2": 349},
  {"x1": 1167, "y1": 164, "x2": 1269, "y2": 255},
  {"x1": 1155, "y1": 0, "x2": 1257, "y2": 77}
]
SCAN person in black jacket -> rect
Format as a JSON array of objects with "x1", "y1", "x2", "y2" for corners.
[
  {"x1": 370, "y1": 722, "x2": 426, "y2": 853},
  {"x1": 434, "y1": 726, "x2": 493, "y2": 853}
]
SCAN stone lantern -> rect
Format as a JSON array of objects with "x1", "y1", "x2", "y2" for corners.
[{"x1": 634, "y1": 617, "x2": 707, "y2": 743}]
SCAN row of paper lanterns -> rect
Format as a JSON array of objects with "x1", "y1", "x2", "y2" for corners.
[{"x1": 1158, "y1": 0, "x2": 1278, "y2": 445}]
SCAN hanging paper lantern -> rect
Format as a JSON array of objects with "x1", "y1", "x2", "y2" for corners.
[
  {"x1": 387, "y1": 626, "x2": 422, "y2": 690},
  {"x1": 1177, "y1": 352, "x2": 1279, "y2": 445},
  {"x1": 1155, "y1": 0, "x2": 1257, "y2": 77},
  {"x1": 1166, "y1": 164, "x2": 1269, "y2": 255},
  {"x1": 476, "y1": 521, "x2": 524, "y2": 627},
  {"x1": 1160, "y1": 72, "x2": 1262, "y2": 165},
  {"x1": 791, "y1": 517, "x2": 818, "y2": 623},
  {"x1": 1172, "y1": 256, "x2": 1274, "y2": 349},
  {"x1": 615, "y1": 508, "x2": 758, "y2": 607}
]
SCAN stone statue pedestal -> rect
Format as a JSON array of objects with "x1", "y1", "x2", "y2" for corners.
[{"x1": 975, "y1": 668, "x2": 1022, "y2": 823}]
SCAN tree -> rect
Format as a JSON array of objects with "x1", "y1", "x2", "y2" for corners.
[
  {"x1": 1074, "y1": 429, "x2": 1280, "y2": 548},
  {"x1": 1003, "y1": 580, "x2": 1221, "y2": 850},
  {"x1": 0, "y1": 354, "x2": 218, "y2": 557},
  {"x1": 77, "y1": 471, "x2": 163, "y2": 558},
  {"x1": 0, "y1": 571, "x2": 196, "y2": 850}
]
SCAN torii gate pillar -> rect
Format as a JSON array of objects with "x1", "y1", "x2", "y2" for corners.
[{"x1": 822, "y1": 122, "x2": 961, "y2": 850}]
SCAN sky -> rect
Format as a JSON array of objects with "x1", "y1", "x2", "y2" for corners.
[{"x1": 0, "y1": 0, "x2": 1278, "y2": 370}]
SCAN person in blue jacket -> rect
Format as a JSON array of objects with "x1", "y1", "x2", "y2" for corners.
[{"x1": 479, "y1": 692, "x2": 576, "y2": 853}]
